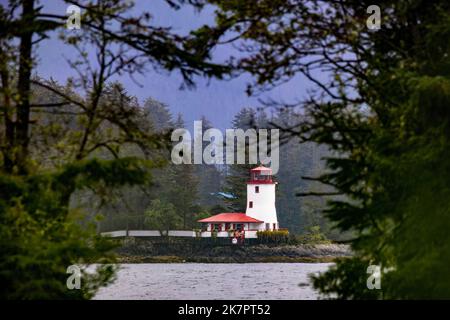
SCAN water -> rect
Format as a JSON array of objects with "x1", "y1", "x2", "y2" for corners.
[{"x1": 94, "y1": 263, "x2": 333, "y2": 300}]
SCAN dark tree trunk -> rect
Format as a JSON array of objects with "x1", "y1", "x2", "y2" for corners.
[
  {"x1": 0, "y1": 47, "x2": 15, "y2": 173},
  {"x1": 15, "y1": 0, "x2": 35, "y2": 174}
]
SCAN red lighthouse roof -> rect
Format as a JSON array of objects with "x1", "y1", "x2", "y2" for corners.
[
  {"x1": 198, "y1": 213, "x2": 263, "y2": 223},
  {"x1": 251, "y1": 165, "x2": 272, "y2": 172}
]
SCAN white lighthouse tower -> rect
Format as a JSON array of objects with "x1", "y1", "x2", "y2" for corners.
[{"x1": 245, "y1": 166, "x2": 279, "y2": 231}]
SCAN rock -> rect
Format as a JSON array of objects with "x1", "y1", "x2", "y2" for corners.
[{"x1": 115, "y1": 238, "x2": 352, "y2": 263}]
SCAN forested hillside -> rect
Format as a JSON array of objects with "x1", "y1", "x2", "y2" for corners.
[
  {"x1": 54, "y1": 97, "x2": 339, "y2": 239},
  {"x1": 29, "y1": 80, "x2": 340, "y2": 237}
]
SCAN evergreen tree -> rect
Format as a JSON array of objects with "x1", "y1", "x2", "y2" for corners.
[
  {"x1": 223, "y1": 108, "x2": 256, "y2": 211},
  {"x1": 272, "y1": 109, "x2": 305, "y2": 234},
  {"x1": 194, "y1": 116, "x2": 224, "y2": 208},
  {"x1": 169, "y1": 115, "x2": 200, "y2": 229},
  {"x1": 0, "y1": 0, "x2": 233, "y2": 299},
  {"x1": 143, "y1": 98, "x2": 174, "y2": 133},
  {"x1": 206, "y1": 0, "x2": 450, "y2": 298},
  {"x1": 145, "y1": 199, "x2": 181, "y2": 237}
]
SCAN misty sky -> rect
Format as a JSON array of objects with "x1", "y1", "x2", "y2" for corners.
[{"x1": 35, "y1": 1, "x2": 312, "y2": 130}]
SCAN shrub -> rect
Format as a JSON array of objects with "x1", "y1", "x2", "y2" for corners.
[
  {"x1": 296, "y1": 226, "x2": 331, "y2": 245},
  {"x1": 256, "y1": 230, "x2": 289, "y2": 244},
  {"x1": 193, "y1": 228, "x2": 202, "y2": 238}
]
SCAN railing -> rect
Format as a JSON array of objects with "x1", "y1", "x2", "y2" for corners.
[
  {"x1": 203, "y1": 230, "x2": 257, "y2": 239},
  {"x1": 247, "y1": 180, "x2": 275, "y2": 184},
  {"x1": 101, "y1": 229, "x2": 258, "y2": 239}
]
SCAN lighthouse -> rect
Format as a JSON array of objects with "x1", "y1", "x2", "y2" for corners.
[
  {"x1": 198, "y1": 165, "x2": 280, "y2": 238},
  {"x1": 245, "y1": 166, "x2": 279, "y2": 231}
]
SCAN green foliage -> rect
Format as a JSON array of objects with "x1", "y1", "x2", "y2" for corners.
[
  {"x1": 223, "y1": 108, "x2": 259, "y2": 212},
  {"x1": 256, "y1": 230, "x2": 289, "y2": 244},
  {"x1": 193, "y1": 210, "x2": 211, "y2": 229},
  {"x1": 0, "y1": 171, "x2": 118, "y2": 299},
  {"x1": 0, "y1": 157, "x2": 154, "y2": 299},
  {"x1": 193, "y1": 116, "x2": 225, "y2": 208},
  {"x1": 210, "y1": 204, "x2": 227, "y2": 215},
  {"x1": 0, "y1": 0, "x2": 238, "y2": 300},
  {"x1": 296, "y1": 226, "x2": 331, "y2": 245},
  {"x1": 311, "y1": 258, "x2": 381, "y2": 300},
  {"x1": 3, "y1": 0, "x2": 449, "y2": 300},
  {"x1": 207, "y1": 0, "x2": 450, "y2": 299},
  {"x1": 145, "y1": 199, "x2": 182, "y2": 236},
  {"x1": 193, "y1": 229, "x2": 202, "y2": 238}
]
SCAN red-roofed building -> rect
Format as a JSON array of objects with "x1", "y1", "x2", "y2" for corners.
[
  {"x1": 197, "y1": 165, "x2": 279, "y2": 239},
  {"x1": 198, "y1": 213, "x2": 263, "y2": 224},
  {"x1": 198, "y1": 213, "x2": 263, "y2": 234}
]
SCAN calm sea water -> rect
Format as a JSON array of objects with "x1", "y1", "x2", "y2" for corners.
[{"x1": 94, "y1": 263, "x2": 333, "y2": 300}]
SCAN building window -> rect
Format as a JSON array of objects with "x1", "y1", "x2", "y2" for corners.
[
  {"x1": 273, "y1": 223, "x2": 277, "y2": 230},
  {"x1": 249, "y1": 201, "x2": 253, "y2": 208},
  {"x1": 255, "y1": 186, "x2": 259, "y2": 193},
  {"x1": 266, "y1": 223, "x2": 270, "y2": 230}
]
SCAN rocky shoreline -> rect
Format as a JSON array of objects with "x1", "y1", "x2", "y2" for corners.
[{"x1": 115, "y1": 238, "x2": 352, "y2": 263}]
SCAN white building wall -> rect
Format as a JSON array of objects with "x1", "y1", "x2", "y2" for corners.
[
  {"x1": 102, "y1": 230, "x2": 127, "y2": 237},
  {"x1": 206, "y1": 222, "x2": 262, "y2": 231},
  {"x1": 246, "y1": 183, "x2": 278, "y2": 230},
  {"x1": 168, "y1": 230, "x2": 196, "y2": 237},
  {"x1": 245, "y1": 230, "x2": 258, "y2": 238},
  {"x1": 129, "y1": 230, "x2": 161, "y2": 237},
  {"x1": 249, "y1": 222, "x2": 263, "y2": 230}
]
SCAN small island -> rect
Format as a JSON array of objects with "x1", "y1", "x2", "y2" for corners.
[
  {"x1": 115, "y1": 238, "x2": 352, "y2": 264},
  {"x1": 103, "y1": 166, "x2": 351, "y2": 263}
]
